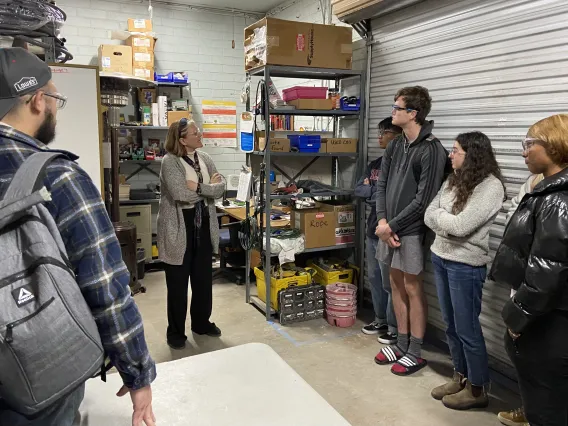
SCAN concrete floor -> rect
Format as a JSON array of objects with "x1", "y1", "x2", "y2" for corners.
[{"x1": 135, "y1": 271, "x2": 519, "y2": 426}]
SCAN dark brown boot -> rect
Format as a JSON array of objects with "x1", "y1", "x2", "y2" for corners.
[
  {"x1": 442, "y1": 380, "x2": 489, "y2": 410},
  {"x1": 431, "y1": 371, "x2": 465, "y2": 400}
]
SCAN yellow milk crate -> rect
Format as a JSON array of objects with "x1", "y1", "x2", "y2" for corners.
[
  {"x1": 307, "y1": 259, "x2": 353, "y2": 286},
  {"x1": 254, "y1": 267, "x2": 310, "y2": 311}
]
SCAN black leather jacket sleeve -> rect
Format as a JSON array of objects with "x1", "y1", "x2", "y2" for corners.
[{"x1": 502, "y1": 202, "x2": 568, "y2": 333}]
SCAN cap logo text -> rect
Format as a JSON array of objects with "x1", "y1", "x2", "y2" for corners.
[{"x1": 14, "y1": 77, "x2": 38, "y2": 93}]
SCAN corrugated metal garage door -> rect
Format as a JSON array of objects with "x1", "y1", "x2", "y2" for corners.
[{"x1": 366, "y1": 0, "x2": 568, "y2": 373}]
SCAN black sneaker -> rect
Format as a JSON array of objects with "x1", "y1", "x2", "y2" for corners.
[
  {"x1": 378, "y1": 332, "x2": 397, "y2": 345},
  {"x1": 167, "y1": 340, "x2": 186, "y2": 350},
  {"x1": 362, "y1": 321, "x2": 388, "y2": 335},
  {"x1": 193, "y1": 323, "x2": 222, "y2": 337}
]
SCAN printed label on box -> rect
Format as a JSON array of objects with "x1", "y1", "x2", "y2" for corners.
[
  {"x1": 134, "y1": 19, "x2": 146, "y2": 29},
  {"x1": 102, "y1": 57, "x2": 111, "y2": 68},
  {"x1": 315, "y1": 213, "x2": 324, "y2": 219},
  {"x1": 134, "y1": 69, "x2": 151, "y2": 78},
  {"x1": 134, "y1": 52, "x2": 152, "y2": 62},
  {"x1": 335, "y1": 226, "x2": 356, "y2": 243},
  {"x1": 338, "y1": 211, "x2": 354, "y2": 224},
  {"x1": 296, "y1": 34, "x2": 305, "y2": 52},
  {"x1": 134, "y1": 38, "x2": 151, "y2": 47}
]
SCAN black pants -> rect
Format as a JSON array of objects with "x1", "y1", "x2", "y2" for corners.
[
  {"x1": 164, "y1": 208, "x2": 213, "y2": 345},
  {"x1": 505, "y1": 311, "x2": 568, "y2": 426}
]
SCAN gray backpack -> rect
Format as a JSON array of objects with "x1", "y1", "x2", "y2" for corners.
[{"x1": 0, "y1": 152, "x2": 104, "y2": 415}]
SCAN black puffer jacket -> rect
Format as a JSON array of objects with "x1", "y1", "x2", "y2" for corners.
[{"x1": 490, "y1": 167, "x2": 568, "y2": 334}]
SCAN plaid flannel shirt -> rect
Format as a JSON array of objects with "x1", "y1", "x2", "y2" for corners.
[{"x1": 0, "y1": 124, "x2": 156, "y2": 390}]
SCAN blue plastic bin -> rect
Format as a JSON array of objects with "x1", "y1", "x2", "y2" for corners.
[
  {"x1": 287, "y1": 135, "x2": 321, "y2": 153},
  {"x1": 155, "y1": 72, "x2": 174, "y2": 83}
]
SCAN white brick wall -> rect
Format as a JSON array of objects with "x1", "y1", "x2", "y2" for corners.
[{"x1": 57, "y1": 0, "x2": 257, "y2": 186}]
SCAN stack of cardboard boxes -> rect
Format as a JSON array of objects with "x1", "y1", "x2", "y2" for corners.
[{"x1": 98, "y1": 18, "x2": 155, "y2": 81}]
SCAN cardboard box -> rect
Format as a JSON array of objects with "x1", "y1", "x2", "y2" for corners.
[
  {"x1": 288, "y1": 99, "x2": 334, "y2": 110},
  {"x1": 126, "y1": 35, "x2": 155, "y2": 53},
  {"x1": 138, "y1": 88, "x2": 156, "y2": 105},
  {"x1": 98, "y1": 45, "x2": 132, "y2": 75},
  {"x1": 291, "y1": 209, "x2": 336, "y2": 249},
  {"x1": 319, "y1": 202, "x2": 356, "y2": 244},
  {"x1": 128, "y1": 18, "x2": 153, "y2": 33},
  {"x1": 319, "y1": 142, "x2": 327, "y2": 153},
  {"x1": 255, "y1": 131, "x2": 291, "y2": 152},
  {"x1": 322, "y1": 138, "x2": 358, "y2": 153},
  {"x1": 132, "y1": 51, "x2": 154, "y2": 68},
  {"x1": 167, "y1": 111, "x2": 192, "y2": 126},
  {"x1": 133, "y1": 67, "x2": 154, "y2": 80},
  {"x1": 244, "y1": 17, "x2": 352, "y2": 71}
]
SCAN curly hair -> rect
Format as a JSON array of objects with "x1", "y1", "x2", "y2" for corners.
[{"x1": 447, "y1": 131, "x2": 505, "y2": 214}]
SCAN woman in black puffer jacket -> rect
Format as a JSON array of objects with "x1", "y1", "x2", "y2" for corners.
[{"x1": 490, "y1": 114, "x2": 568, "y2": 426}]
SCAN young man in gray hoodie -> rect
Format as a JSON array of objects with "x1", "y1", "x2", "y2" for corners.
[{"x1": 373, "y1": 86, "x2": 449, "y2": 376}]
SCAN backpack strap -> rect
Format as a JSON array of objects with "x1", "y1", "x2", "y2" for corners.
[{"x1": 3, "y1": 152, "x2": 66, "y2": 201}]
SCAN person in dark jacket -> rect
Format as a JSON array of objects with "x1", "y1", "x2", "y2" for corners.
[
  {"x1": 490, "y1": 114, "x2": 568, "y2": 426},
  {"x1": 374, "y1": 86, "x2": 449, "y2": 376},
  {"x1": 355, "y1": 117, "x2": 401, "y2": 345}
]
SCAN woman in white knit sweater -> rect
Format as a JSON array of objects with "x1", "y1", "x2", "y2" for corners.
[{"x1": 424, "y1": 131, "x2": 505, "y2": 410}]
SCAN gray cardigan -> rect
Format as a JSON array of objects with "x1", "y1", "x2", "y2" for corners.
[
  {"x1": 157, "y1": 152, "x2": 225, "y2": 265},
  {"x1": 424, "y1": 175, "x2": 504, "y2": 266}
]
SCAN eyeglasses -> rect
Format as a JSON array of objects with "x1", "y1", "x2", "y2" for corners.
[
  {"x1": 392, "y1": 104, "x2": 418, "y2": 113},
  {"x1": 521, "y1": 137, "x2": 541, "y2": 151},
  {"x1": 378, "y1": 129, "x2": 397, "y2": 137},
  {"x1": 450, "y1": 148, "x2": 465, "y2": 156},
  {"x1": 25, "y1": 91, "x2": 67, "y2": 109},
  {"x1": 44, "y1": 92, "x2": 67, "y2": 109}
]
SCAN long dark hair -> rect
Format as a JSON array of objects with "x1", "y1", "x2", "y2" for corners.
[{"x1": 447, "y1": 131, "x2": 505, "y2": 214}]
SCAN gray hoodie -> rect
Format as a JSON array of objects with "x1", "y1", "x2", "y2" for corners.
[{"x1": 376, "y1": 121, "x2": 449, "y2": 237}]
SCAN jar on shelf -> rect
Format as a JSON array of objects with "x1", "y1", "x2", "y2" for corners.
[{"x1": 328, "y1": 88, "x2": 340, "y2": 110}]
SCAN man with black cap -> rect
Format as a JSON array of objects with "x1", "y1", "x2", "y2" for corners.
[{"x1": 0, "y1": 49, "x2": 156, "y2": 425}]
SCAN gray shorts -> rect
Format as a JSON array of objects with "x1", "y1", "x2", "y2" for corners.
[{"x1": 376, "y1": 234, "x2": 426, "y2": 276}]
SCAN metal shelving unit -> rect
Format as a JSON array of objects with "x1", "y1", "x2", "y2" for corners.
[{"x1": 245, "y1": 64, "x2": 365, "y2": 321}]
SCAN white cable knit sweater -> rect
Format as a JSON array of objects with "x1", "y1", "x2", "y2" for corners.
[{"x1": 425, "y1": 175, "x2": 504, "y2": 266}]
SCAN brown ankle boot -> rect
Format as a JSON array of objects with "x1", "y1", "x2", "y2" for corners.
[
  {"x1": 431, "y1": 371, "x2": 465, "y2": 400},
  {"x1": 442, "y1": 380, "x2": 489, "y2": 410}
]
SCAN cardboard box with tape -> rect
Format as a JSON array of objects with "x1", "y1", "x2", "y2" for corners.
[
  {"x1": 98, "y1": 45, "x2": 132, "y2": 75},
  {"x1": 167, "y1": 111, "x2": 192, "y2": 126},
  {"x1": 255, "y1": 131, "x2": 291, "y2": 152},
  {"x1": 127, "y1": 35, "x2": 155, "y2": 53},
  {"x1": 322, "y1": 138, "x2": 358, "y2": 153},
  {"x1": 128, "y1": 19, "x2": 153, "y2": 33},
  {"x1": 291, "y1": 209, "x2": 336, "y2": 249},
  {"x1": 244, "y1": 17, "x2": 352, "y2": 71}
]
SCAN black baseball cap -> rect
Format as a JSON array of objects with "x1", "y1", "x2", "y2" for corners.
[{"x1": 0, "y1": 48, "x2": 52, "y2": 119}]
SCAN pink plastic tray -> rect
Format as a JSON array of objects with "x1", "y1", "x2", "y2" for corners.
[
  {"x1": 326, "y1": 312, "x2": 356, "y2": 328},
  {"x1": 282, "y1": 86, "x2": 328, "y2": 102}
]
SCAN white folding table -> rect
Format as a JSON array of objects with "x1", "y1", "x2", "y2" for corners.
[{"x1": 76, "y1": 343, "x2": 351, "y2": 425}]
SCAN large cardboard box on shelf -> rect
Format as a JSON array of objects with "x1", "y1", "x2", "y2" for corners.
[
  {"x1": 291, "y1": 209, "x2": 336, "y2": 249},
  {"x1": 244, "y1": 17, "x2": 352, "y2": 71},
  {"x1": 322, "y1": 138, "x2": 358, "y2": 153},
  {"x1": 126, "y1": 35, "x2": 155, "y2": 53},
  {"x1": 98, "y1": 45, "x2": 132, "y2": 74},
  {"x1": 132, "y1": 51, "x2": 154, "y2": 69},
  {"x1": 255, "y1": 131, "x2": 291, "y2": 152},
  {"x1": 128, "y1": 18, "x2": 153, "y2": 33},
  {"x1": 288, "y1": 98, "x2": 334, "y2": 110},
  {"x1": 133, "y1": 67, "x2": 154, "y2": 81},
  {"x1": 319, "y1": 202, "x2": 356, "y2": 244}
]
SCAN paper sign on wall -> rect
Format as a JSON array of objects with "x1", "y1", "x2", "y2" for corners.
[{"x1": 202, "y1": 100, "x2": 237, "y2": 147}]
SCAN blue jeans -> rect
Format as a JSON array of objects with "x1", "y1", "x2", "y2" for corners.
[
  {"x1": 431, "y1": 252, "x2": 490, "y2": 386},
  {"x1": 0, "y1": 383, "x2": 84, "y2": 426},
  {"x1": 367, "y1": 237, "x2": 397, "y2": 333}
]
